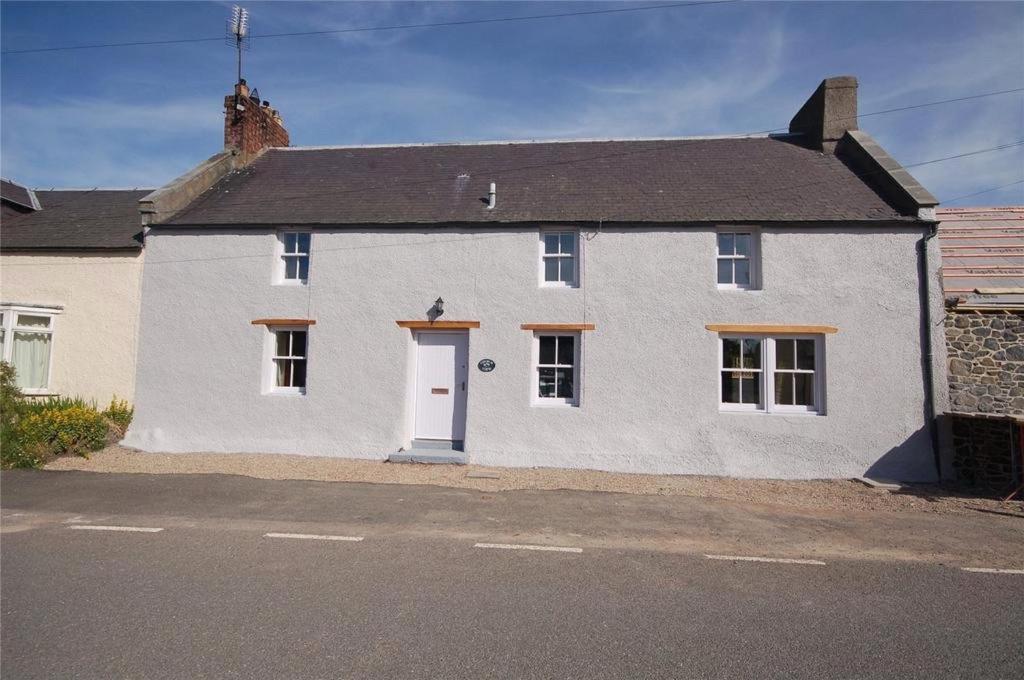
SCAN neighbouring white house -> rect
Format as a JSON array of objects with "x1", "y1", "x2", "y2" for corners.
[
  {"x1": 124, "y1": 76, "x2": 950, "y2": 480},
  {"x1": 0, "y1": 180, "x2": 149, "y2": 404}
]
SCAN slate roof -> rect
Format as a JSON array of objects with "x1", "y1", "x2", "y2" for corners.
[
  {"x1": 166, "y1": 136, "x2": 916, "y2": 226},
  {"x1": 1, "y1": 190, "x2": 149, "y2": 250},
  {"x1": 1, "y1": 178, "x2": 38, "y2": 210},
  {"x1": 938, "y1": 206, "x2": 1024, "y2": 308}
]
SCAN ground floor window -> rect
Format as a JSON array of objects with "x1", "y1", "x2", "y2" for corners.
[
  {"x1": 268, "y1": 327, "x2": 308, "y2": 394},
  {"x1": 719, "y1": 335, "x2": 824, "y2": 414},
  {"x1": 532, "y1": 332, "x2": 580, "y2": 406},
  {"x1": 0, "y1": 305, "x2": 58, "y2": 393}
]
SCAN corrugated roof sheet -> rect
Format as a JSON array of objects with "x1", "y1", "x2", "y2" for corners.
[
  {"x1": 1, "y1": 190, "x2": 147, "y2": 250},
  {"x1": 938, "y1": 206, "x2": 1024, "y2": 307},
  {"x1": 166, "y1": 136, "x2": 916, "y2": 226}
]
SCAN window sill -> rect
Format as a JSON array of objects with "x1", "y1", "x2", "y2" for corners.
[
  {"x1": 718, "y1": 409, "x2": 823, "y2": 417},
  {"x1": 21, "y1": 390, "x2": 58, "y2": 397},
  {"x1": 273, "y1": 280, "x2": 309, "y2": 287},
  {"x1": 531, "y1": 400, "x2": 579, "y2": 409},
  {"x1": 716, "y1": 285, "x2": 761, "y2": 292},
  {"x1": 264, "y1": 390, "x2": 307, "y2": 397},
  {"x1": 539, "y1": 284, "x2": 579, "y2": 290}
]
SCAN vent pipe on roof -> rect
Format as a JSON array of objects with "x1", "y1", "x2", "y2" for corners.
[{"x1": 487, "y1": 182, "x2": 496, "y2": 210}]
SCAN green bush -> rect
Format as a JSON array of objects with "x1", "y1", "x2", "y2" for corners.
[
  {"x1": 0, "y1": 362, "x2": 34, "y2": 469},
  {"x1": 102, "y1": 397, "x2": 134, "y2": 432},
  {"x1": 18, "y1": 405, "x2": 108, "y2": 458}
]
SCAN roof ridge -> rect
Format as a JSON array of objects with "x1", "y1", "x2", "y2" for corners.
[{"x1": 275, "y1": 133, "x2": 800, "y2": 152}]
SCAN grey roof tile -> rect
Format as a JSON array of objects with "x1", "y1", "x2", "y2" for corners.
[
  {"x1": 166, "y1": 136, "x2": 915, "y2": 226},
  {"x1": 1, "y1": 190, "x2": 147, "y2": 250}
]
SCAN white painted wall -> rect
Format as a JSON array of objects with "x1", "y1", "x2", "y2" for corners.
[
  {"x1": 0, "y1": 251, "x2": 144, "y2": 404},
  {"x1": 125, "y1": 226, "x2": 945, "y2": 481}
]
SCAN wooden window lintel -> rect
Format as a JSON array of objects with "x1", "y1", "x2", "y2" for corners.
[
  {"x1": 705, "y1": 324, "x2": 837, "y2": 334},
  {"x1": 395, "y1": 320, "x2": 481, "y2": 329},
  {"x1": 252, "y1": 318, "x2": 316, "y2": 326},
  {"x1": 521, "y1": 323, "x2": 596, "y2": 331}
]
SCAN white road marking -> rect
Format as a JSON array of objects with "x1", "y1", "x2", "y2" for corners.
[
  {"x1": 474, "y1": 542, "x2": 583, "y2": 553},
  {"x1": 961, "y1": 567, "x2": 1024, "y2": 575},
  {"x1": 67, "y1": 525, "x2": 163, "y2": 533},
  {"x1": 705, "y1": 554, "x2": 826, "y2": 565},
  {"x1": 264, "y1": 532, "x2": 364, "y2": 542}
]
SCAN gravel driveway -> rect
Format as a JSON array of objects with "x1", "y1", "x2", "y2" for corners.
[{"x1": 46, "y1": 444, "x2": 1024, "y2": 518}]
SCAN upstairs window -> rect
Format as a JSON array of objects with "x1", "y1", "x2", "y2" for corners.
[
  {"x1": 0, "y1": 306, "x2": 57, "y2": 393},
  {"x1": 268, "y1": 328, "x2": 308, "y2": 394},
  {"x1": 532, "y1": 333, "x2": 580, "y2": 406},
  {"x1": 716, "y1": 229, "x2": 759, "y2": 290},
  {"x1": 539, "y1": 230, "x2": 578, "y2": 288},
  {"x1": 278, "y1": 232, "x2": 310, "y2": 284},
  {"x1": 719, "y1": 334, "x2": 824, "y2": 414}
]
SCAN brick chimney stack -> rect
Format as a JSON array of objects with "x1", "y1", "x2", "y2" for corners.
[
  {"x1": 789, "y1": 76, "x2": 858, "y2": 153},
  {"x1": 224, "y1": 79, "x2": 290, "y2": 158}
]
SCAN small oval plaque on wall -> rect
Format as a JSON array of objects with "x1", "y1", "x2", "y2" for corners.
[{"x1": 477, "y1": 359, "x2": 496, "y2": 372}]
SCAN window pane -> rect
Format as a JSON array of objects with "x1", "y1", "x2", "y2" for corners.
[
  {"x1": 544, "y1": 233, "x2": 560, "y2": 254},
  {"x1": 776, "y1": 339, "x2": 795, "y2": 370},
  {"x1": 734, "y1": 259, "x2": 750, "y2": 286},
  {"x1": 296, "y1": 233, "x2": 311, "y2": 253},
  {"x1": 276, "y1": 331, "x2": 289, "y2": 357},
  {"x1": 16, "y1": 314, "x2": 50, "y2": 328},
  {"x1": 722, "y1": 338, "x2": 741, "y2": 369},
  {"x1": 284, "y1": 233, "x2": 297, "y2": 253},
  {"x1": 544, "y1": 258, "x2": 559, "y2": 282},
  {"x1": 275, "y1": 359, "x2": 290, "y2": 387},
  {"x1": 538, "y1": 367, "x2": 556, "y2": 397},
  {"x1": 734, "y1": 233, "x2": 751, "y2": 256},
  {"x1": 717, "y1": 259, "x2": 733, "y2": 285},
  {"x1": 556, "y1": 368, "x2": 574, "y2": 399},
  {"x1": 298, "y1": 257, "x2": 309, "y2": 281},
  {"x1": 717, "y1": 233, "x2": 734, "y2": 256},
  {"x1": 794, "y1": 373, "x2": 815, "y2": 407},
  {"x1": 285, "y1": 257, "x2": 298, "y2": 279},
  {"x1": 292, "y1": 359, "x2": 307, "y2": 389},
  {"x1": 722, "y1": 372, "x2": 741, "y2": 403},
  {"x1": 559, "y1": 232, "x2": 575, "y2": 255},
  {"x1": 742, "y1": 338, "x2": 761, "y2": 369},
  {"x1": 292, "y1": 331, "x2": 307, "y2": 358},
  {"x1": 539, "y1": 336, "x2": 556, "y2": 364},
  {"x1": 557, "y1": 335, "x2": 574, "y2": 365},
  {"x1": 12, "y1": 331, "x2": 51, "y2": 389},
  {"x1": 797, "y1": 340, "x2": 816, "y2": 370},
  {"x1": 774, "y1": 372, "x2": 794, "y2": 405},
  {"x1": 741, "y1": 373, "x2": 761, "y2": 405},
  {"x1": 559, "y1": 258, "x2": 575, "y2": 284}
]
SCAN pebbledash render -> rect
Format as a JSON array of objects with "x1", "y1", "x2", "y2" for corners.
[{"x1": 124, "y1": 76, "x2": 949, "y2": 480}]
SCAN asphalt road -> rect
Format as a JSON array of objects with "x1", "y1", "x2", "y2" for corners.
[{"x1": 3, "y1": 470, "x2": 1023, "y2": 679}]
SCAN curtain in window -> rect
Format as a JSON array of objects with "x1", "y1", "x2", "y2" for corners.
[{"x1": 12, "y1": 331, "x2": 51, "y2": 389}]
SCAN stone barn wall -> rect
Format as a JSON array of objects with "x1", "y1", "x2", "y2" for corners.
[{"x1": 945, "y1": 310, "x2": 1024, "y2": 416}]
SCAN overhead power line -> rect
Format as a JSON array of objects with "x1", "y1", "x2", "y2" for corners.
[
  {"x1": 942, "y1": 179, "x2": 1024, "y2": 204},
  {"x1": 0, "y1": 1, "x2": 739, "y2": 55}
]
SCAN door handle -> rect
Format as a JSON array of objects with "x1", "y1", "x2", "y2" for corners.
[{"x1": 461, "y1": 381, "x2": 466, "y2": 391}]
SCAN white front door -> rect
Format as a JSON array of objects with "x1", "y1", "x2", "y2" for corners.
[{"x1": 413, "y1": 332, "x2": 469, "y2": 442}]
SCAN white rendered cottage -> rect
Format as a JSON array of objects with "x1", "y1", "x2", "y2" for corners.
[{"x1": 124, "y1": 76, "x2": 949, "y2": 480}]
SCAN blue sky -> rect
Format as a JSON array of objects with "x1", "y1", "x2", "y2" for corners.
[{"x1": 2, "y1": 1, "x2": 1022, "y2": 205}]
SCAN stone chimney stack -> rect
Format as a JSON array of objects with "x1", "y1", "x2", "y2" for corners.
[
  {"x1": 789, "y1": 76, "x2": 858, "y2": 153},
  {"x1": 223, "y1": 79, "x2": 290, "y2": 159}
]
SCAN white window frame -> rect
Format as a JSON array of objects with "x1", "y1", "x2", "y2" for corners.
[
  {"x1": 530, "y1": 331, "x2": 581, "y2": 407},
  {"x1": 715, "y1": 227, "x2": 760, "y2": 290},
  {"x1": 274, "y1": 230, "x2": 311, "y2": 286},
  {"x1": 718, "y1": 334, "x2": 825, "y2": 415},
  {"x1": 538, "y1": 229, "x2": 580, "y2": 289},
  {"x1": 263, "y1": 326, "x2": 309, "y2": 396},
  {"x1": 0, "y1": 304, "x2": 61, "y2": 395}
]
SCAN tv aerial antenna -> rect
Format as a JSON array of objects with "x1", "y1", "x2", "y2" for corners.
[{"x1": 226, "y1": 5, "x2": 251, "y2": 83}]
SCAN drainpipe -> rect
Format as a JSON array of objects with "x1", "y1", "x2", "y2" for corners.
[
  {"x1": 487, "y1": 182, "x2": 496, "y2": 210},
  {"x1": 917, "y1": 221, "x2": 941, "y2": 478}
]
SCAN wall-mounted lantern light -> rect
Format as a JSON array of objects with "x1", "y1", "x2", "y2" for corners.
[{"x1": 433, "y1": 297, "x2": 444, "y2": 317}]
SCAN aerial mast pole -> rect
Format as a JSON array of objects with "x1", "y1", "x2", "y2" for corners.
[{"x1": 227, "y1": 6, "x2": 250, "y2": 83}]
